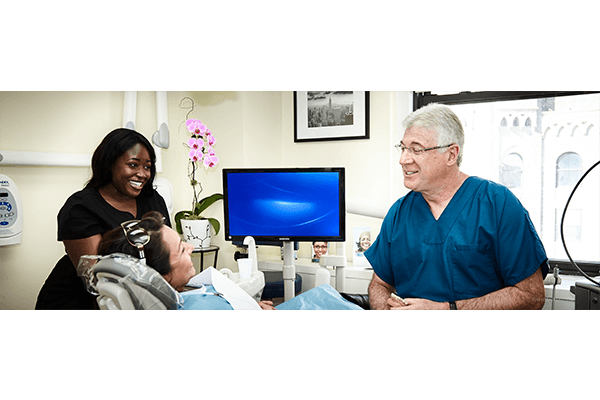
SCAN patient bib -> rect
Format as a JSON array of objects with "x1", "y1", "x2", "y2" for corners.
[{"x1": 180, "y1": 285, "x2": 234, "y2": 310}]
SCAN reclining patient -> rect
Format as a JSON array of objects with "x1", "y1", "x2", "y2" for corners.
[{"x1": 97, "y1": 211, "x2": 361, "y2": 310}]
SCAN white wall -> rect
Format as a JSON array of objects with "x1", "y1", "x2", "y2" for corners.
[{"x1": 0, "y1": 91, "x2": 411, "y2": 309}]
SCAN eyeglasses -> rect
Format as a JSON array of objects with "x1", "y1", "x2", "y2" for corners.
[
  {"x1": 121, "y1": 220, "x2": 151, "y2": 264},
  {"x1": 394, "y1": 143, "x2": 454, "y2": 156}
]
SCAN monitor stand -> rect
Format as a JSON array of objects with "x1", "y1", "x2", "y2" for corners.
[{"x1": 282, "y1": 241, "x2": 296, "y2": 301}]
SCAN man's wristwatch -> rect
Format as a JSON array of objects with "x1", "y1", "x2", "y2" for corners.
[{"x1": 449, "y1": 301, "x2": 457, "y2": 310}]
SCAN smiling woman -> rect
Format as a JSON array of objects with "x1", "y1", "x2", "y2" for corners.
[
  {"x1": 99, "y1": 143, "x2": 152, "y2": 215},
  {"x1": 86, "y1": 129, "x2": 158, "y2": 197},
  {"x1": 35, "y1": 128, "x2": 172, "y2": 310}
]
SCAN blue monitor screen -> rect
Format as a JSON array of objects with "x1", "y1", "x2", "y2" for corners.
[{"x1": 223, "y1": 168, "x2": 345, "y2": 243}]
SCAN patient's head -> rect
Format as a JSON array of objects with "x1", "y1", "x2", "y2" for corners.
[{"x1": 98, "y1": 211, "x2": 195, "y2": 291}]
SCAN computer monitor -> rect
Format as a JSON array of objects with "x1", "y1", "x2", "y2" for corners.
[{"x1": 222, "y1": 167, "x2": 346, "y2": 244}]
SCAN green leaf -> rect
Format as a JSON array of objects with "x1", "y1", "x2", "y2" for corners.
[
  {"x1": 174, "y1": 210, "x2": 192, "y2": 234},
  {"x1": 206, "y1": 217, "x2": 221, "y2": 235},
  {"x1": 193, "y1": 193, "x2": 223, "y2": 216}
]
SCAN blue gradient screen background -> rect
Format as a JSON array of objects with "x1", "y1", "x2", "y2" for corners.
[{"x1": 225, "y1": 171, "x2": 342, "y2": 239}]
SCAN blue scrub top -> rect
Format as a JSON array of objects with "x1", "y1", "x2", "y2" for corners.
[{"x1": 365, "y1": 177, "x2": 548, "y2": 302}]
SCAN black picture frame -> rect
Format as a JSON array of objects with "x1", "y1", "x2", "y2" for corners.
[{"x1": 294, "y1": 91, "x2": 370, "y2": 142}]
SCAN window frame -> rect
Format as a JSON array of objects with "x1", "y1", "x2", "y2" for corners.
[{"x1": 414, "y1": 91, "x2": 600, "y2": 110}]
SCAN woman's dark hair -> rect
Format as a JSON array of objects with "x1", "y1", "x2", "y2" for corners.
[
  {"x1": 86, "y1": 128, "x2": 157, "y2": 197},
  {"x1": 98, "y1": 211, "x2": 171, "y2": 276}
]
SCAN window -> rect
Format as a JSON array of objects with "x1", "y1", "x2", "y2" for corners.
[
  {"x1": 500, "y1": 153, "x2": 523, "y2": 188},
  {"x1": 556, "y1": 152, "x2": 582, "y2": 187},
  {"x1": 556, "y1": 208, "x2": 582, "y2": 243},
  {"x1": 413, "y1": 91, "x2": 600, "y2": 262}
]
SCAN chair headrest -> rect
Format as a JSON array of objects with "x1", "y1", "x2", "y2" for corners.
[{"x1": 78, "y1": 253, "x2": 183, "y2": 310}]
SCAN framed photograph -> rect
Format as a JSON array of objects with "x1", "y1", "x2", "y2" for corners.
[
  {"x1": 294, "y1": 91, "x2": 370, "y2": 142},
  {"x1": 311, "y1": 241, "x2": 329, "y2": 263},
  {"x1": 352, "y1": 227, "x2": 372, "y2": 267}
]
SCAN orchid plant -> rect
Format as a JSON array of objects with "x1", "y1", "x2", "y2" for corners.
[
  {"x1": 186, "y1": 118, "x2": 219, "y2": 168},
  {"x1": 174, "y1": 118, "x2": 223, "y2": 235}
]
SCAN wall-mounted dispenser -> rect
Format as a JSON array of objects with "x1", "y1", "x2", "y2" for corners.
[{"x1": 0, "y1": 174, "x2": 23, "y2": 246}]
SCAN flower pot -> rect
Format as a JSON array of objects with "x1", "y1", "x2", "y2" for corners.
[{"x1": 180, "y1": 219, "x2": 212, "y2": 249}]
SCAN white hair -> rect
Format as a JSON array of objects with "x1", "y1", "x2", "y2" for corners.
[{"x1": 402, "y1": 103, "x2": 464, "y2": 166}]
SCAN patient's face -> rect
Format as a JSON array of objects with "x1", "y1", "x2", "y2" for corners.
[{"x1": 161, "y1": 226, "x2": 195, "y2": 291}]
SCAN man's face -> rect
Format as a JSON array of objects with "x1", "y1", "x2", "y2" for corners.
[{"x1": 399, "y1": 126, "x2": 450, "y2": 194}]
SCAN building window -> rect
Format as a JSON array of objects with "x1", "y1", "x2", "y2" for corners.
[
  {"x1": 500, "y1": 153, "x2": 523, "y2": 188},
  {"x1": 556, "y1": 152, "x2": 582, "y2": 187},
  {"x1": 556, "y1": 208, "x2": 582, "y2": 242}
]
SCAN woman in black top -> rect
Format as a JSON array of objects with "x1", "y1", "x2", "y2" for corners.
[{"x1": 35, "y1": 128, "x2": 171, "y2": 309}]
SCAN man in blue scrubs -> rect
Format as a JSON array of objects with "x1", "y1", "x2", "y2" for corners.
[{"x1": 364, "y1": 103, "x2": 548, "y2": 310}]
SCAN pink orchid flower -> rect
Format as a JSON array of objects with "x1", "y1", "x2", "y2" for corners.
[
  {"x1": 188, "y1": 137, "x2": 204, "y2": 150},
  {"x1": 206, "y1": 133, "x2": 216, "y2": 146},
  {"x1": 186, "y1": 119, "x2": 207, "y2": 135},
  {"x1": 203, "y1": 154, "x2": 218, "y2": 168},
  {"x1": 189, "y1": 149, "x2": 203, "y2": 162}
]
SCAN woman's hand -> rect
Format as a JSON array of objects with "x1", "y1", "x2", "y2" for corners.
[{"x1": 258, "y1": 300, "x2": 276, "y2": 310}]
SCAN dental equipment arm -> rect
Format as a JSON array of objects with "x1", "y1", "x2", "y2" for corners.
[
  {"x1": 319, "y1": 255, "x2": 347, "y2": 291},
  {"x1": 241, "y1": 235, "x2": 294, "y2": 301},
  {"x1": 243, "y1": 236, "x2": 258, "y2": 273}
]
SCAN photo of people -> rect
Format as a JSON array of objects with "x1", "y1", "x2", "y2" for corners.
[
  {"x1": 353, "y1": 228, "x2": 372, "y2": 267},
  {"x1": 312, "y1": 241, "x2": 328, "y2": 262}
]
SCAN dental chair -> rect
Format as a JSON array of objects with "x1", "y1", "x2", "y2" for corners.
[
  {"x1": 77, "y1": 253, "x2": 267, "y2": 310},
  {"x1": 77, "y1": 253, "x2": 184, "y2": 310}
]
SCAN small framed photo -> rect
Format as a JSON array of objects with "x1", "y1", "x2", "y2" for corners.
[
  {"x1": 353, "y1": 227, "x2": 372, "y2": 267},
  {"x1": 312, "y1": 241, "x2": 328, "y2": 262},
  {"x1": 294, "y1": 91, "x2": 370, "y2": 142}
]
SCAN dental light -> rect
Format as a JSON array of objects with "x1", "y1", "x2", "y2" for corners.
[{"x1": 123, "y1": 91, "x2": 170, "y2": 149}]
